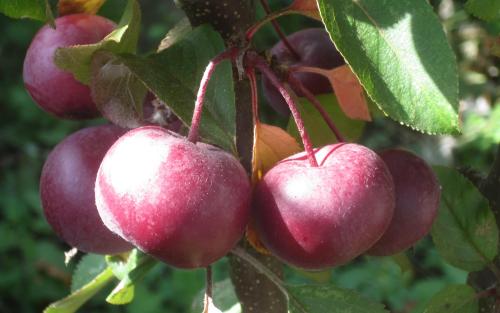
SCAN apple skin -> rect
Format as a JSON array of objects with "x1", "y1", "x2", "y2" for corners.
[
  {"x1": 23, "y1": 14, "x2": 115, "y2": 119},
  {"x1": 253, "y1": 143, "x2": 395, "y2": 270},
  {"x1": 95, "y1": 126, "x2": 251, "y2": 269},
  {"x1": 367, "y1": 149, "x2": 441, "y2": 256},
  {"x1": 262, "y1": 28, "x2": 344, "y2": 115},
  {"x1": 40, "y1": 125, "x2": 132, "y2": 254}
]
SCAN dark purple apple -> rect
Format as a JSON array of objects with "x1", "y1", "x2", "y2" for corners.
[
  {"x1": 95, "y1": 126, "x2": 251, "y2": 269},
  {"x1": 23, "y1": 14, "x2": 115, "y2": 119},
  {"x1": 40, "y1": 125, "x2": 132, "y2": 254},
  {"x1": 253, "y1": 143, "x2": 395, "y2": 269},
  {"x1": 262, "y1": 28, "x2": 344, "y2": 115},
  {"x1": 367, "y1": 149, "x2": 441, "y2": 256}
]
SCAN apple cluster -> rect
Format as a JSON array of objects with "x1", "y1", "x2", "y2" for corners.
[{"x1": 27, "y1": 15, "x2": 440, "y2": 271}]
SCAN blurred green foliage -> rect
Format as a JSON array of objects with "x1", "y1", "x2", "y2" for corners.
[{"x1": 0, "y1": 0, "x2": 498, "y2": 312}]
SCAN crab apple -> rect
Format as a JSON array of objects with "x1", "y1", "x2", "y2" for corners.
[
  {"x1": 23, "y1": 14, "x2": 116, "y2": 119},
  {"x1": 95, "y1": 126, "x2": 251, "y2": 269},
  {"x1": 262, "y1": 28, "x2": 344, "y2": 115},
  {"x1": 367, "y1": 149, "x2": 441, "y2": 256},
  {"x1": 253, "y1": 143, "x2": 395, "y2": 270},
  {"x1": 40, "y1": 125, "x2": 132, "y2": 254}
]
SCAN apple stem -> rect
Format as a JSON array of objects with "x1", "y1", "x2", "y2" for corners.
[
  {"x1": 259, "y1": 0, "x2": 301, "y2": 60},
  {"x1": 287, "y1": 75, "x2": 346, "y2": 142},
  {"x1": 246, "y1": 7, "x2": 294, "y2": 41},
  {"x1": 188, "y1": 48, "x2": 239, "y2": 143},
  {"x1": 203, "y1": 265, "x2": 214, "y2": 313},
  {"x1": 246, "y1": 52, "x2": 318, "y2": 167}
]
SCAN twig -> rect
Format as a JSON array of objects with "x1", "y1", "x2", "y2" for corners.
[
  {"x1": 203, "y1": 266, "x2": 214, "y2": 313},
  {"x1": 259, "y1": 0, "x2": 300, "y2": 60},
  {"x1": 288, "y1": 74, "x2": 345, "y2": 142},
  {"x1": 246, "y1": 52, "x2": 318, "y2": 167},
  {"x1": 188, "y1": 47, "x2": 239, "y2": 143}
]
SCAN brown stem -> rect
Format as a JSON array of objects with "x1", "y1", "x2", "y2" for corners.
[
  {"x1": 246, "y1": 8, "x2": 295, "y2": 41},
  {"x1": 177, "y1": 2, "x2": 287, "y2": 313},
  {"x1": 203, "y1": 266, "x2": 213, "y2": 313},
  {"x1": 259, "y1": 0, "x2": 301, "y2": 60}
]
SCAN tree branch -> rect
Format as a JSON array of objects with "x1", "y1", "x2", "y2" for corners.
[{"x1": 175, "y1": 1, "x2": 287, "y2": 312}]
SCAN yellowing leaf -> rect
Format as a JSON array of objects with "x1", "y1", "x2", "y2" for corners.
[
  {"x1": 328, "y1": 65, "x2": 371, "y2": 121},
  {"x1": 248, "y1": 123, "x2": 301, "y2": 255},
  {"x1": 58, "y1": 0, "x2": 106, "y2": 16},
  {"x1": 288, "y1": 0, "x2": 321, "y2": 20},
  {"x1": 246, "y1": 219, "x2": 272, "y2": 255},
  {"x1": 252, "y1": 123, "x2": 301, "y2": 182}
]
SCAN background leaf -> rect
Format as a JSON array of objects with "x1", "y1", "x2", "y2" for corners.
[
  {"x1": 157, "y1": 17, "x2": 191, "y2": 52},
  {"x1": 431, "y1": 166, "x2": 499, "y2": 271},
  {"x1": 116, "y1": 25, "x2": 236, "y2": 151},
  {"x1": 91, "y1": 51, "x2": 147, "y2": 128},
  {"x1": 54, "y1": 0, "x2": 141, "y2": 83},
  {"x1": 423, "y1": 284, "x2": 478, "y2": 313},
  {"x1": 465, "y1": 0, "x2": 500, "y2": 22},
  {"x1": 44, "y1": 268, "x2": 114, "y2": 313},
  {"x1": 105, "y1": 250, "x2": 157, "y2": 305},
  {"x1": 287, "y1": 94, "x2": 365, "y2": 147},
  {"x1": 190, "y1": 279, "x2": 240, "y2": 313},
  {"x1": 318, "y1": 0, "x2": 460, "y2": 134},
  {"x1": 287, "y1": 284, "x2": 388, "y2": 313},
  {"x1": 0, "y1": 0, "x2": 53, "y2": 22},
  {"x1": 71, "y1": 254, "x2": 107, "y2": 293}
]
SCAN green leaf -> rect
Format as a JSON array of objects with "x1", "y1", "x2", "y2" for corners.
[
  {"x1": 423, "y1": 284, "x2": 478, "y2": 313},
  {"x1": 116, "y1": 25, "x2": 236, "y2": 151},
  {"x1": 44, "y1": 268, "x2": 114, "y2": 313},
  {"x1": 190, "y1": 279, "x2": 240, "y2": 313},
  {"x1": 90, "y1": 51, "x2": 147, "y2": 128},
  {"x1": 71, "y1": 254, "x2": 107, "y2": 292},
  {"x1": 158, "y1": 17, "x2": 192, "y2": 52},
  {"x1": 465, "y1": 0, "x2": 500, "y2": 22},
  {"x1": 105, "y1": 250, "x2": 157, "y2": 305},
  {"x1": 287, "y1": 94, "x2": 365, "y2": 147},
  {"x1": 390, "y1": 252, "x2": 414, "y2": 276},
  {"x1": 287, "y1": 284, "x2": 388, "y2": 313},
  {"x1": 431, "y1": 166, "x2": 499, "y2": 271},
  {"x1": 317, "y1": 0, "x2": 460, "y2": 135},
  {"x1": 54, "y1": 0, "x2": 141, "y2": 84},
  {"x1": 0, "y1": 0, "x2": 53, "y2": 23}
]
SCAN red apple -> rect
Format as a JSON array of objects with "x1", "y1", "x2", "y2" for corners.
[
  {"x1": 95, "y1": 126, "x2": 251, "y2": 268},
  {"x1": 367, "y1": 149, "x2": 441, "y2": 256},
  {"x1": 253, "y1": 143, "x2": 395, "y2": 269},
  {"x1": 40, "y1": 125, "x2": 132, "y2": 254},
  {"x1": 23, "y1": 14, "x2": 115, "y2": 119}
]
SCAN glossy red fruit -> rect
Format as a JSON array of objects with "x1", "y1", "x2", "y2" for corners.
[
  {"x1": 40, "y1": 125, "x2": 132, "y2": 254},
  {"x1": 253, "y1": 143, "x2": 395, "y2": 269},
  {"x1": 367, "y1": 149, "x2": 441, "y2": 256},
  {"x1": 95, "y1": 126, "x2": 251, "y2": 268},
  {"x1": 262, "y1": 28, "x2": 344, "y2": 115},
  {"x1": 23, "y1": 14, "x2": 115, "y2": 119}
]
